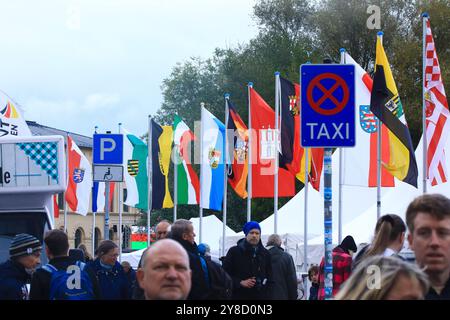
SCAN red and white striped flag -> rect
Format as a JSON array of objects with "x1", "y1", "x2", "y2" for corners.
[{"x1": 424, "y1": 18, "x2": 450, "y2": 186}]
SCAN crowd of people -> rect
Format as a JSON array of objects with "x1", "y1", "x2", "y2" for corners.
[{"x1": 0, "y1": 193, "x2": 449, "y2": 300}]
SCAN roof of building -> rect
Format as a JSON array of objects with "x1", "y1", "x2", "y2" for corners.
[{"x1": 26, "y1": 121, "x2": 92, "y2": 148}]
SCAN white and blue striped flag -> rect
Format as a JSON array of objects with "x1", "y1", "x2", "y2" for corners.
[{"x1": 200, "y1": 106, "x2": 225, "y2": 211}]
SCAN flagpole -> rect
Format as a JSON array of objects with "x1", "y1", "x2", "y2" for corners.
[
  {"x1": 304, "y1": 148, "x2": 309, "y2": 273},
  {"x1": 118, "y1": 123, "x2": 123, "y2": 262},
  {"x1": 422, "y1": 13, "x2": 429, "y2": 194},
  {"x1": 376, "y1": 31, "x2": 384, "y2": 220},
  {"x1": 199, "y1": 103, "x2": 205, "y2": 243},
  {"x1": 92, "y1": 126, "x2": 98, "y2": 256},
  {"x1": 147, "y1": 116, "x2": 152, "y2": 247},
  {"x1": 274, "y1": 72, "x2": 281, "y2": 234},
  {"x1": 338, "y1": 48, "x2": 346, "y2": 244},
  {"x1": 174, "y1": 134, "x2": 178, "y2": 222},
  {"x1": 64, "y1": 133, "x2": 69, "y2": 233},
  {"x1": 304, "y1": 62, "x2": 311, "y2": 277},
  {"x1": 247, "y1": 82, "x2": 253, "y2": 222},
  {"x1": 223, "y1": 95, "x2": 230, "y2": 257}
]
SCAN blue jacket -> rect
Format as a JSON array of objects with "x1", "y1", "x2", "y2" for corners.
[
  {"x1": 0, "y1": 260, "x2": 31, "y2": 300},
  {"x1": 87, "y1": 259, "x2": 130, "y2": 300}
]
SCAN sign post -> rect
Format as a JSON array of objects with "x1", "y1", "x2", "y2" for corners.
[
  {"x1": 93, "y1": 133, "x2": 124, "y2": 241},
  {"x1": 301, "y1": 63, "x2": 355, "y2": 300}
]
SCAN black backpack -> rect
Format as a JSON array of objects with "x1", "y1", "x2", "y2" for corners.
[{"x1": 203, "y1": 258, "x2": 233, "y2": 300}]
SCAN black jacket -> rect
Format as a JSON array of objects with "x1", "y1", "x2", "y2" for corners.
[
  {"x1": 30, "y1": 256, "x2": 101, "y2": 300},
  {"x1": 0, "y1": 260, "x2": 31, "y2": 300},
  {"x1": 223, "y1": 238, "x2": 272, "y2": 300},
  {"x1": 267, "y1": 246, "x2": 297, "y2": 300},
  {"x1": 170, "y1": 235, "x2": 210, "y2": 300}
]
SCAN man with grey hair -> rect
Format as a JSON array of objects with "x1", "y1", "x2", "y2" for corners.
[
  {"x1": 266, "y1": 234, "x2": 297, "y2": 300},
  {"x1": 136, "y1": 239, "x2": 191, "y2": 300},
  {"x1": 169, "y1": 219, "x2": 210, "y2": 300},
  {"x1": 155, "y1": 220, "x2": 171, "y2": 240}
]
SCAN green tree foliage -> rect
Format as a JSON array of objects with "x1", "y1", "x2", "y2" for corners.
[{"x1": 148, "y1": 0, "x2": 449, "y2": 232}]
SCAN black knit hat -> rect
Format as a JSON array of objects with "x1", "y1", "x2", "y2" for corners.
[
  {"x1": 9, "y1": 233, "x2": 42, "y2": 259},
  {"x1": 339, "y1": 235, "x2": 357, "y2": 254}
]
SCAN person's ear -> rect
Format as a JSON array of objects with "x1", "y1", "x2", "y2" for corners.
[
  {"x1": 136, "y1": 268, "x2": 145, "y2": 289},
  {"x1": 45, "y1": 246, "x2": 51, "y2": 259},
  {"x1": 407, "y1": 233, "x2": 414, "y2": 249}
]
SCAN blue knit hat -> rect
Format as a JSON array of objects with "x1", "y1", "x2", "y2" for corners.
[
  {"x1": 9, "y1": 233, "x2": 42, "y2": 259},
  {"x1": 243, "y1": 221, "x2": 261, "y2": 236},
  {"x1": 197, "y1": 243, "x2": 210, "y2": 256}
]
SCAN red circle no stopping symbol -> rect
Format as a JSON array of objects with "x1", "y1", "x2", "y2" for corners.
[{"x1": 307, "y1": 73, "x2": 349, "y2": 115}]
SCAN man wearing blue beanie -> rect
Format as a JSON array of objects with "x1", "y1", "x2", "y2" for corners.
[{"x1": 223, "y1": 221, "x2": 272, "y2": 300}]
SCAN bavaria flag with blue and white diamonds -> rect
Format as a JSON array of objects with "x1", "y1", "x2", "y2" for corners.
[{"x1": 200, "y1": 106, "x2": 225, "y2": 211}]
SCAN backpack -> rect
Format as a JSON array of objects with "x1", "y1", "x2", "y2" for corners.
[
  {"x1": 41, "y1": 261, "x2": 95, "y2": 300},
  {"x1": 203, "y1": 258, "x2": 233, "y2": 300}
]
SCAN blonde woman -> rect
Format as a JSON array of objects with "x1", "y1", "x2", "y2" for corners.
[
  {"x1": 335, "y1": 255, "x2": 429, "y2": 300},
  {"x1": 353, "y1": 214, "x2": 406, "y2": 269}
]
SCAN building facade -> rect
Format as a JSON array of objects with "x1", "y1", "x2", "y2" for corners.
[{"x1": 28, "y1": 121, "x2": 141, "y2": 256}]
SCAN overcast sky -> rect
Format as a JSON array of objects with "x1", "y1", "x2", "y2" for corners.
[{"x1": 0, "y1": 0, "x2": 258, "y2": 137}]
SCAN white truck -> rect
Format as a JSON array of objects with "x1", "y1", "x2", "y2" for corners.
[{"x1": 0, "y1": 135, "x2": 66, "y2": 263}]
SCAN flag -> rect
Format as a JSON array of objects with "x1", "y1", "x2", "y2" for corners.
[
  {"x1": 53, "y1": 194, "x2": 59, "y2": 218},
  {"x1": 250, "y1": 87, "x2": 295, "y2": 198},
  {"x1": 173, "y1": 115, "x2": 200, "y2": 204},
  {"x1": 279, "y1": 76, "x2": 315, "y2": 183},
  {"x1": 341, "y1": 52, "x2": 395, "y2": 187},
  {"x1": 123, "y1": 128, "x2": 148, "y2": 210},
  {"x1": 309, "y1": 148, "x2": 324, "y2": 191},
  {"x1": 92, "y1": 181, "x2": 115, "y2": 213},
  {"x1": 65, "y1": 136, "x2": 93, "y2": 215},
  {"x1": 424, "y1": 18, "x2": 450, "y2": 186},
  {"x1": 370, "y1": 35, "x2": 418, "y2": 187},
  {"x1": 200, "y1": 106, "x2": 225, "y2": 211},
  {"x1": 0, "y1": 92, "x2": 32, "y2": 138},
  {"x1": 151, "y1": 120, "x2": 174, "y2": 210},
  {"x1": 227, "y1": 99, "x2": 248, "y2": 198}
]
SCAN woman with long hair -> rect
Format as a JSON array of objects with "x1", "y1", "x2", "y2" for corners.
[
  {"x1": 336, "y1": 255, "x2": 429, "y2": 300},
  {"x1": 353, "y1": 214, "x2": 406, "y2": 269}
]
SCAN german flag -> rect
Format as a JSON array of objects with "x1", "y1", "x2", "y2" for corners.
[
  {"x1": 151, "y1": 120, "x2": 174, "y2": 209},
  {"x1": 227, "y1": 99, "x2": 248, "y2": 198},
  {"x1": 370, "y1": 34, "x2": 418, "y2": 187},
  {"x1": 279, "y1": 76, "x2": 312, "y2": 183}
]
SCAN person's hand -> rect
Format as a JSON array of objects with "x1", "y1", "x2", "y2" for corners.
[{"x1": 240, "y1": 277, "x2": 256, "y2": 288}]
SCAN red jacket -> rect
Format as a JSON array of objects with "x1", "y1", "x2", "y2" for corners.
[{"x1": 318, "y1": 247, "x2": 352, "y2": 300}]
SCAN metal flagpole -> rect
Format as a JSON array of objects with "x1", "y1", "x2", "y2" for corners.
[
  {"x1": 174, "y1": 140, "x2": 178, "y2": 222},
  {"x1": 92, "y1": 126, "x2": 98, "y2": 256},
  {"x1": 304, "y1": 148, "x2": 309, "y2": 273},
  {"x1": 223, "y1": 95, "x2": 230, "y2": 257},
  {"x1": 303, "y1": 62, "x2": 311, "y2": 277},
  {"x1": 147, "y1": 116, "x2": 152, "y2": 247},
  {"x1": 422, "y1": 13, "x2": 428, "y2": 194},
  {"x1": 274, "y1": 72, "x2": 281, "y2": 234},
  {"x1": 64, "y1": 133, "x2": 69, "y2": 233},
  {"x1": 247, "y1": 83, "x2": 253, "y2": 222},
  {"x1": 118, "y1": 123, "x2": 123, "y2": 262},
  {"x1": 338, "y1": 48, "x2": 346, "y2": 244},
  {"x1": 376, "y1": 31, "x2": 384, "y2": 220},
  {"x1": 199, "y1": 103, "x2": 205, "y2": 244},
  {"x1": 104, "y1": 131, "x2": 112, "y2": 240}
]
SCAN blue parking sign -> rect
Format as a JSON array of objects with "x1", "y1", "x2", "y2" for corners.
[
  {"x1": 300, "y1": 64, "x2": 355, "y2": 147},
  {"x1": 93, "y1": 134, "x2": 123, "y2": 164}
]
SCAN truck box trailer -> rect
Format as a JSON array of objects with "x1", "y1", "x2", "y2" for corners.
[{"x1": 0, "y1": 135, "x2": 66, "y2": 262}]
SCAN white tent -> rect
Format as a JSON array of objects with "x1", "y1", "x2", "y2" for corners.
[
  {"x1": 190, "y1": 214, "x2": 238, "y2": 252},
  {"x1": 121, "y1": 248, "x2": 146, "y2": 269},
  {"x1": 295, "y1": 136, "x2": 450, "y2": 265}
]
